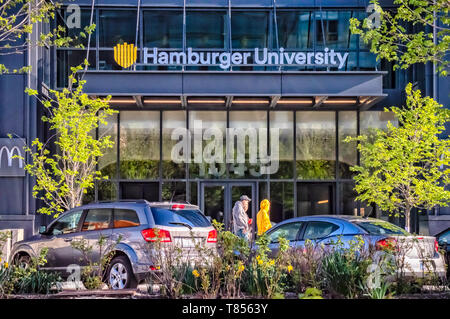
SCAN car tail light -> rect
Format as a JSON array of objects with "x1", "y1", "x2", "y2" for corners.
[
  {"x1": 141, "y1": 228, "x2": 172, "y2": 243},
  {"x1": 171, "y1": 204, "x2": 185, "y2": 210},
  {"x1": 435, "y1": 239, "x2": 439, "y2": 253},
  {"x1": 376, "y1": 237, "x2": 397, "y2": 251},
  {"x1": 207, "y1": 229, "x2": 217, "y2": 243}
]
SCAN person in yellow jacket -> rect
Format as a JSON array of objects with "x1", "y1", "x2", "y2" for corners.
[{"x1": 257, "y1": 199, "x2": 272, "y2": 236}]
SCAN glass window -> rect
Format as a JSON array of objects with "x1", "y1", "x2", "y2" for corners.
[
  {"x1": 57, "y1": 50, "x2": 95, "y2": 87},
  {"x1": 162, "y1": 111, "x2": 186, "y2": 179},
  {"x1": 339, "y1": 111, "x2": 357, "y2": 178},
  {"x1": 267, "y1": 222, "x2": 303, "y2": 243},
  {"x1": 189, "y1": 111, "x2": 227, "y2": 179},
  {"x1": 98, "y1": 113, "x2": 118, "y2": 179},
  {"x1": 232, "y1": 11, "x2": 269, "y2": 48},
  {"x1": 359, "y1": 52, "x2": 377, "y2": 70},
  {"x1": 121, "y1": 182, "x2": 159, "y2": 202},
  {"x1": 61, "y1": 9, "x2": 96, "y2": 47},
  {"x1": 438, "y1": 230, "x2": 450, "y2": 245},
  {"x1": 340, "y1": 182, "x2": 358, "y2": 215},
  {"x1": 187, "y1": 11, "x2": 228, "y2": 49},
  {"x1": 297, "y1": 183, "x2": 334, "y2": 216},
  {"x1": 314, "y1": 11, "x2": 357, "y2": 49},
  {"x1": 296, "y1": 112, "x2": 336, "y2": 180},
  {"x1": 49, "y1": 211, "x2": 83, "y2": 235},
  {"x1": 99, "y1": 10, "x2": 137, "y2": 47},
  {"x1": 229, "y1": 111, "x2": 268, "y2": 179},
  {"x1": 270, "y1": 182, "x2": 294, "y2": 223},
  {"x1": 98, "y1": 181, "x2": 117, "y2": 201},
  {"x1": 360, "y1": 111, "x2": 397, "y2": 143},
  {"x1": 351, "y1": 220, "x2": 409, "y2": 236},
  {"x1": 82, "y1": 209, "x2": 112, "y2": 231},
  {"x1": 151, "y1": 208, "x2": 210, "y2": 227},
  {"x1": 162, "y1": 182, "x2": 186, "y2": 202},
  {"x1": 270, "y1": 111, "x2": 293, "y2": 179},
  {"x1": 120, "y1": 111, "x2": 160, "y2": 180},
  {"x1": 143, "y1": 10, "x2": 183, "y2": 48},
  {"x1": 113, "y1": 209, "x2": 140, "y2": 228},
  {"x1": 276, "y1": 11, "x2": 312, "y2": 49},
  {"x1": 303, "y1": 221, "x2": 340, "y2": 240}
]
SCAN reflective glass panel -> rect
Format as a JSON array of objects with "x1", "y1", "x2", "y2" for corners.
[
  {"x1": 296, "y1": 112, "x2": 336, "y2": 180},
  {"x1": 270, "y1": 182, "x2": 294, "y2": 223},
  {"x1": 99, "y1": 10, "x2": 137, "y2": 47},
  {"x1": 120, "y1": 111, "x2": 160, "y2": 180},
  {"x1": 189, "y1": 111, "x2": 227, "y2": 179},
  {"x1": 143, "y1": 10, "x2": 183, "y2": 48},
  {"x1": 229, "y1": 111, "x2": 268, "y2": 179},
  {"x1": 162, "y1": 111, "x2": 186, "y2": 179},
  {"x1": 186, "y1": 11, "x2": 228, "y2": 49},
  {"x1": 231, "y1": 11, "x2": 269, "y2": 48},
  {"x1": 270, "y1": 111, "x2": 293, "y2": 179},
  {"x1": 339, "y1": 111, "x2": 357, "y2": 178},
  {"x1": 276, "y1": 11, "x2": 312, "y2": 49},
  {"x1": 98, "y1": 113, "x2": 118, "y2": 179}
]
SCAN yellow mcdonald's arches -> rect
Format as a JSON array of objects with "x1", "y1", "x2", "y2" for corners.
[{"x1": 113, "y1": 42, "x2": 137, "y2": 69}]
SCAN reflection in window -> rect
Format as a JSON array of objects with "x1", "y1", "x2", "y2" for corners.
[
  {"x1": 162, "y1": 111, "x2": 186, "y2": 179},
  {"x1": 143, "y1": 10, "x2": 182, "y2": 48},
  {"x1": 270, "y1": 182, "x2": 294, "y2": 223},
  {"x1": 98, "y1": 113, "x2": 118, "y2": 179},
  {"x1": 232, "y1": 12, "x2": 269, "y2": 48},
  {"x1": 276, "y1": 11, "x2": 312, "y2": 49},
  {"x1": 120, "y1": 111, "x2": 160, "y2": 180},
  {"x1": 296, "y1": 112, "x2": 336, "y2": 180},
  {"x1": 162, "y1": 182, "x2": 186, "y2": 202},
  {"x1": 229, "y1": 111, "x2": 267, "y2": 179},
  {"x1": 57, "y1": 50, "x2": 95, "y2": 87},
  {"x1": 339, "y1": 111, "x2": 357, "y2": 178},
  {"x1": 270, "y1": 111, "x2": 293, "y2": 179},
  {"x1": 359, "y1": 52, "x2": 377, "y2": 70},
  {"x1": 360, "y1": 111, "x2": 397, "y2": 138},
  {"x1": 268, "y1": 222, "x2": 302, "y2": 243},
  {"x1": 189, "y1": 111, "x2": 227, "y2": 179},
  {"x1": 315, "y1": 11, "x2": 356, "y2": 49},
  {"x1": 187, "y1": 11, "x2": 227, "y2": 49},
  {"x1": 98, "y1": 181, "x2": 117, "y2": 201},
  {"x1": 60, "y1": 9, "x2": 96, "y2": 47},
  {"x1": 340, "y1": 182, "x2": 358, "y2": 215},
  {"x1": 82, "y1": 209, "x2": 112, "y2": 231},
  {"x1": 297, "y1": 183, "x2": 334, "y2": 216},
  {"x1": 99, "y1": 10, "x2": 137, "y2": 47}
]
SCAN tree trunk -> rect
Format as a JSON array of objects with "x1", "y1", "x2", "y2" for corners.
[{"x1": 405, "y1": 206, "x2": 411, "y2": 233}]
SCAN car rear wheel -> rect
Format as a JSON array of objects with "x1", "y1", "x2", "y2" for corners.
[
  {"x1": 14, "y1": 254, "x2": 31, "y2": 268},
  {"x1": 107, "y1": 256, "x2": 137, "y2": 290}
]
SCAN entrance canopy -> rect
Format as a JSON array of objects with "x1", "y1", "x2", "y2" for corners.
[{"x1": 82, "y1": 70, "x2": 386, "y2": 109}]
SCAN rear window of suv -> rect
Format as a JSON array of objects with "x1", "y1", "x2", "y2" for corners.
[
  {"x1": 352, "y1": 220, "x2": 409, "y2": 236},
  {"x1": 151, "y1": 208, "x2": 211, "y2": 228}
]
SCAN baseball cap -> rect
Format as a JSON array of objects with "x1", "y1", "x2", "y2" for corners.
[{"x1": 240, "y1": 195, "x2": 251, "y2": 201}]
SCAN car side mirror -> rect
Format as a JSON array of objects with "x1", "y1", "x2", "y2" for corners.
[{"x1": 39, "y1": 225, "x2": 47, "y2": 235}]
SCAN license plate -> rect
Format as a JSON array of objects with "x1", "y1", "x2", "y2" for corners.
[{"x1": 174, "y1": 237, "x2": 203, "y2": 248}]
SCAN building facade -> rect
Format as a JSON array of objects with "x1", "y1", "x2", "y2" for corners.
[{"x1": 0, "y1": 0, "x2": 449, "y2": 238}]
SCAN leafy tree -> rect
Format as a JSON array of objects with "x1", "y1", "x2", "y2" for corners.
[
  {"x1": 0, "y1": 0, "x2": 95, "y2": 74},
  {"x1": 345, "y1": 83, "x2": 450, "y2": 232},
  {"x1": 350, "y1": 0, "x2": 449, "y2": 75},
  {"x1": 15, "y1": 63, "x2": 117, "y2": 218}
]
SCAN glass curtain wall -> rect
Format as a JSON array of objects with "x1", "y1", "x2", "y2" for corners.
[{"x1": 57, "y1": 7, "x2": 380, "y2": 81}]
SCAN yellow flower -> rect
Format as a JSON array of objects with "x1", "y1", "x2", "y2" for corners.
[
  {"x1": 192, "y1": 269, "x2": 200, "y2": 278},
  {"x1": 257, "y1": 259, "x2": 263, "y2": 265},
  {"x1": 238, "y1": 264, "x2": 245, "y2": 273},
  {"x1": 4, "y1": 262, "x2": 9, "y2": 269},
  {"x1": 256, "y1": 255, "x2": 261, "y2": 261},
  {"x1": 287, "y1": 265, "x2": 293, "y2": 273},
  {"x1": 269, "y1": 259, "x2": 275, "y2": 266}
]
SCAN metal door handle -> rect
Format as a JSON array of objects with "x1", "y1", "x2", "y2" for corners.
[{"x1": 64, "y1": 238, "x2": 73, "y2": 242}]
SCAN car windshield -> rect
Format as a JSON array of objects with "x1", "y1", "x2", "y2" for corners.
[
  {"x1": 352, "y1": 220, "x2": 410, "y2": 236},
  {"x1": 151, "y1": 208, "x2": 211, "y2": 228}
]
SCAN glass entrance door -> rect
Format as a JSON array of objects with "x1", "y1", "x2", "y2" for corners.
[{"x1": 200, "y1": 182, "x2": 256, "y2": 233}]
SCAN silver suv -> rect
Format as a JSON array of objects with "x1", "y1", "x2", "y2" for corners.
[{"x1": 10, "y1": 200, "x2": 217, "y2": 289}]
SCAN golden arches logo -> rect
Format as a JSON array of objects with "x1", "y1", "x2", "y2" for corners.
[{"x1": 114, "y1": 43, "x2": 137, "y2": 68}]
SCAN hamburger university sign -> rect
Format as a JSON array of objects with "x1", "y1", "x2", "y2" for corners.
[{"x1": 142, "y1": 47, "x2": 349, "y2": 69}]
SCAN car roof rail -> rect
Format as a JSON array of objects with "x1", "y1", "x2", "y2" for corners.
[{"x1": 90, "y1": 199, "x2": 150, "y2": 204}]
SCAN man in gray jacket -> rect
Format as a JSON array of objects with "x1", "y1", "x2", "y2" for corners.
[{"x1": 232, "y1": 195, "x2": 251, "y2": 240}]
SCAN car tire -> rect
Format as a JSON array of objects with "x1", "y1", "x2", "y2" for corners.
[{"x1": 107, "y1": 256, "x2": 137, "y2": 290}]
